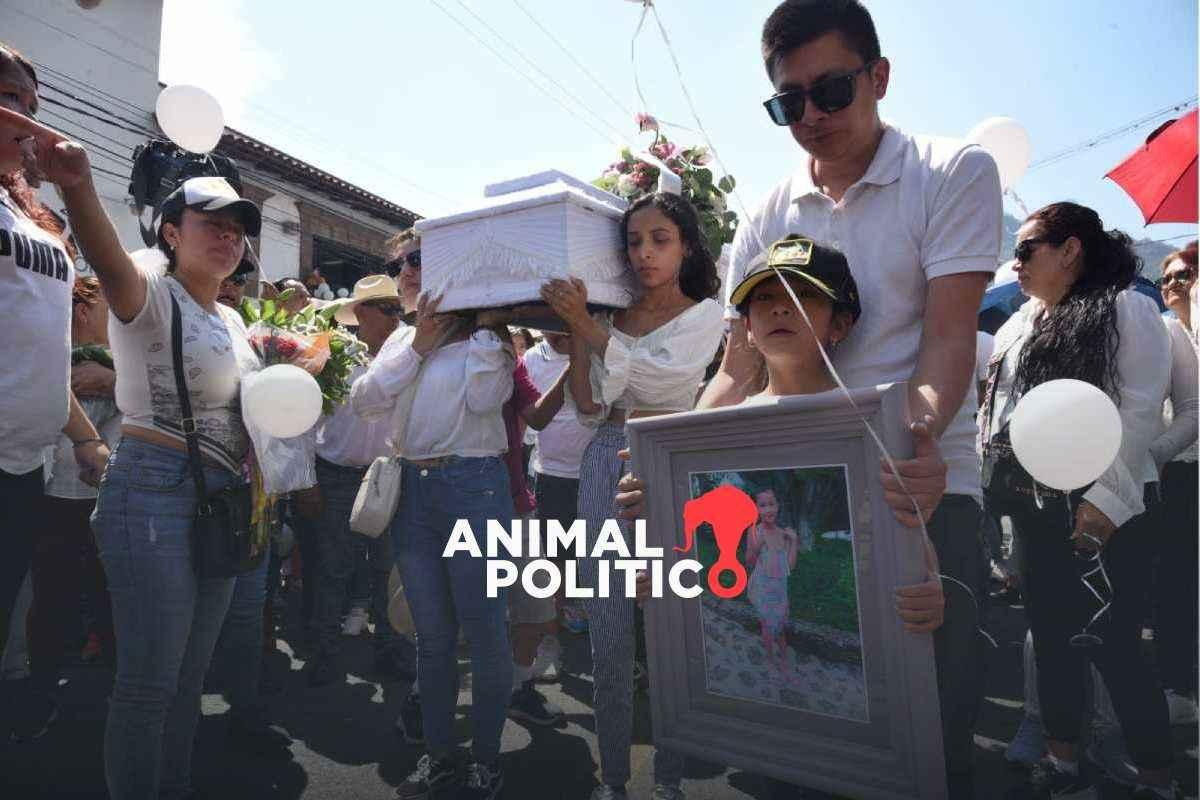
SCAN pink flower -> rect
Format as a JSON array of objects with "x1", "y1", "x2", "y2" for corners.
[
  {"x1": 688, "y1": 146, "x2": 712, "y2": 166},
  {"x1": 636, "y1": 112, "x2": 659, "y2": 134},
  {"x1": 650, "y1": 141, "x2": 678, "y2": 161}
]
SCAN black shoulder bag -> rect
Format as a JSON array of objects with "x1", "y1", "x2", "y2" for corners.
[{"x1": 170, "y1": 293, "x2": 263, "y2": 578}]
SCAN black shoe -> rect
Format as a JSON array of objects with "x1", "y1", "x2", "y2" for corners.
[
  {"x1": 395, "y1": 753, "x2": 458, "y2": 799},
  {"x1": 375, "y1": 649, "x2": 417, "y2": 683},
  {"x1": 306, "y1": 656, "x2": 340, "y2": 688},
  {"x1": 508, "y1": 681, "x2": 564, "y2": 726},
  {"x1": 1030, "y1": 760, "x2": 1095, "y2": 799},
  {"x1": 10, "y1": 691, "x2": 58, "y2": 742},
  {"x1": 1131, "y1": 785, "x2": 1183, "y2": 800},
  {"x1": 226, "y1": 716, "x2": 293, "y2": 758},
  {"x1": 395, "y1": 691, "x2": 425, "y2": 745},
  {"x1": 458, "y1": 761, "x2": 502, "y2": 800}
]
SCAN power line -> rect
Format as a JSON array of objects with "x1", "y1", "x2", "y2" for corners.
[
  {"x1": 38, "y1": 79, "x2": 158, "y2": 136},
  {"x1": 40, "y1": 106, "x2": 138, "y2": 157},
  {"x1": 31, "y1": 61, "x2": 152, "y2": 119},
  {"x1": 1030, "y1": 96, "x2": 1198, "y2": 171},
  {"x1": 426, "y1": 0, "x2": 625, "y2": 149},
  {"x1": 510, "y1": 0, "x2": 634, "y2": 120},
  {"x1": 9, "y1": 5, "x2": 158, "y2": 78},
  {"x1": 452, "y1": 0, "x2": 629, "y2": 144}
]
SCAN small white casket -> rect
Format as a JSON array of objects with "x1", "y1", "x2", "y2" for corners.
[{"x1": 414, "y1": 171, "x2": 635, "y2": 317}]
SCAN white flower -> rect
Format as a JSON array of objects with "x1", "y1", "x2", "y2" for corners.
[{"x1": 617, "y1": 173, "x2": 639, "y2": 197}]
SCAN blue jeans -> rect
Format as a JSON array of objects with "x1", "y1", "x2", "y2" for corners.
[
  {"x1": 392, "y1": 456, "x2": 513, "y2": 763},
  {"x1": 91, "y1": 438, "x2": 238, "y2": 800},
  {"x1": 214, "y1": 551, "x2": 269, "y2": 725},
  {"x1": 313, "y1": 459, "x2": 401, "y2": 659}
]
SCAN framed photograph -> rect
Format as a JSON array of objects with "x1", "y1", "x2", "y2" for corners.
[{"x1": 626, "y1": 383, "x2": 947, "y2": 800}]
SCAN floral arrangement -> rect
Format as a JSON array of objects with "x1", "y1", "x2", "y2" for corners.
[
  {"x1": 237, "y1": 292, "x2": 369, "y2": 415},
  {"x1": 593, "y1": 113, "x2": 739, "y2": 259}
]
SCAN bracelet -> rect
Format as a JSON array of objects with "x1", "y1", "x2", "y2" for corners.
[{"x1": 72, "y1": 437, "x2": 104, "y2": 448}]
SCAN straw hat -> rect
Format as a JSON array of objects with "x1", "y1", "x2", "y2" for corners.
[{"x1": 333, "y1": 274, "x2": 402, "y2": 325}]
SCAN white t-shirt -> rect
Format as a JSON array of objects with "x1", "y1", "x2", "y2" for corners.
[
  {"x1": 0, "y1": 188, "x2": 75, "y2": 475},
  {"x1": 723, "y1": 125, "x2": 1003, "y2": 500},
  {"x1": 351, "y1": 325, "x2": 514, "y2": 460},
  {"x1": 1151, "y1": 316, "x2": 1199, "y2": 468},
  {"x1": 46, "y1": 394, "x2": 122, "y2": 500},
  {"x1": 315, "y1": 363, "x2": 391, "y2": 468},
  {"x1": 109, "y1": 269, "x2": 261, "y2": 474},
  {"x1": 523, "y1": 340, "x2": 592, "y2": 479}
]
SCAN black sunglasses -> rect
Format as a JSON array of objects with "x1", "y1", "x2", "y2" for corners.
[
  {"x1": 1161, "y1": 267, "x2": 1197, "y2": 287},
  {"x1": 224, "y1": 273, "x2": 248, "y2": 286},
  {"x1": 1013, "y1": 238, "x2": 1051, "y2": 264},
  {"x1": 385, "y1": 250, "x2": 421, "y2": 276},
  {"x1": 763, "y1": 61, "x2": 877, "y2": 126}
]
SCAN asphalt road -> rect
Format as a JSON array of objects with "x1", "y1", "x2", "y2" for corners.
[{"x1": 1, "y1": 596, "x2": 1195, "y2": 800}]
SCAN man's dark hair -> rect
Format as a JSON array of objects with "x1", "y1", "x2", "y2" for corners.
[{"x1": 761, "y1": 0, "x2": 881, "y2": 83}]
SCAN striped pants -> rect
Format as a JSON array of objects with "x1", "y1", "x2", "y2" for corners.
[{"x1": 577, "y1": 422, "x2": 683, "y2": 789}]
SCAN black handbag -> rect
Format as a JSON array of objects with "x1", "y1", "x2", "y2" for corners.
[{"x1": 170, "y1": 292, "x2": 263, "y2": 579}]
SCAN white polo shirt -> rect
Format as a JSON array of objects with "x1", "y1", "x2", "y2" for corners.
[{"x1": 724, "y1": 124, "x2": 1003, "y2": 500}]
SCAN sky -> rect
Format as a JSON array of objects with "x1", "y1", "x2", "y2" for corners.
[{"x1": 159, "y1": 0, "x2": 1199, "y2": 252}]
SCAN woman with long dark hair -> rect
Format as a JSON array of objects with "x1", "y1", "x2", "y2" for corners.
[
  {"x1": 541, "y1": 192, "x2": 724, "y2": 800},
  {"x1": 980, "y1": 202, "x2": 1175, "y2": 797},
  {"x1": 0, "y1": 43, "x2": 110, "y2": 740},
  {"x1": 2, "y1": 80, "x2": 268, "y2": 797}
]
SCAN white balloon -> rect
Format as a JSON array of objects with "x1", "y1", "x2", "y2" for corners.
[
  {"x1": 129, "y1": 247, "x2": 169, "y2": 276},
  {"x1": 155, "y1": 85, "x2": 225, "y2": 154},
  {"x1": 966, "y1": 117, "x2": 1031, "y2": 192},
  {"x1": 241, "y1": 364, "x2": 323, "y2": 439},
  {"x1": 1010, "y1": 379, "x2": 1122, "y2": 491}
]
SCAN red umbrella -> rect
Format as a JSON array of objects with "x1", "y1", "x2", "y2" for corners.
[{"x1": 1106, "y1": 108, "x2": 1198, "y2": 224}]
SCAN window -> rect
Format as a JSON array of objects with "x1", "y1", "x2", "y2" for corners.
[{"x1": 311, "y1": 235, "x2": 385, "y2": 295}]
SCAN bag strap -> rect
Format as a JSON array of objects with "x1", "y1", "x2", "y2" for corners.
[
  {"x1": 169, "y1": 290, "x2": 211, "y2": 505},
  {"x1": 389, "y1": 318, "x2": 469, "y2": 459}
]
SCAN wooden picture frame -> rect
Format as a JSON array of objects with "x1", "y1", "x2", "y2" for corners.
[{"x1": 626, "y1": 383, "x2": 947, "y2": 800}]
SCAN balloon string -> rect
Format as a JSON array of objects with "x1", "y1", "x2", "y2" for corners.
[{"x1": 630, "y1": 2, "x2": 653, "y2": 115}]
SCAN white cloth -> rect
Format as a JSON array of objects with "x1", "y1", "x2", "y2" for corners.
[
  {"x1": 571, "y1": 299, "x2": 724, "y2": 427},
  {"x1": 1151, "y1": 316, "x2": 1199, "y2": 468},
  {"x1": 523, "y1": 340, "x2": 592, "y2": 479},
  {"x1": 314, "y1": 363, "x2": 391, "y2": 467},
  {"x1": 0, "y1": 187, "x2": 75, "y2": 475},
  {"x1": 45, "y1": 395, "x2": 122, "y2": 500},
  {"x1": 985, "y1": 291, "x2": 1170, "y2": 527},
  {"x1": 723, "y1": 125, "x2": 1003, "y2": 500},
  {"x1": 109, "y1": 269, "x2": 261, "y2": 473},
  {"x1": 975, "y1": 331, "x2": 995, "y2": 385},
  {"x1": 351, "y1": 325, "x2": 513, "y2": 459}
]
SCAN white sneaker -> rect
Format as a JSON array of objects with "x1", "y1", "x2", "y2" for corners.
[
  {"x1": 341, "y1": 607, "x2": 368, "y2": 636},
  {"x1": 1165, "y1": 689, "x2": 1197, "y2": 726},
  {"x1": 531, "y1": 635, "x2": 562, "y2": 682}
]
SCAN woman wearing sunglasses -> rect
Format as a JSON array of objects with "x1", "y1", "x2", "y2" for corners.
[
  {"x1": 1148, "y1": 243, "x2": 1199, "y2": 729},
  {"x1": 980, "y1": 202, "x2": 1176, "y2": 799}
]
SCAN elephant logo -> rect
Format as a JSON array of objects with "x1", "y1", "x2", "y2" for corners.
[{"x1": 676, "y1": 484, "x2": 758, "y2": 599}]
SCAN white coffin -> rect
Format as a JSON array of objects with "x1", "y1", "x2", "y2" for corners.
[{"x1": 414, "y1": 171, "x2": 635, "y2": 314}]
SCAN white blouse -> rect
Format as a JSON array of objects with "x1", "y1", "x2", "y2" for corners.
[
  {"x1": 1150, "y1": 316, "x2": 1198, "y2": 468},
  {"x1": 984, "y1": 290, "x2": 1170, "y2": 527},
  {"x1": 570, "y1": 298, "x2": 725, "y2": 427},
  {"x1": 351, "y1": 325, "x2": 514, "y2": 460}
]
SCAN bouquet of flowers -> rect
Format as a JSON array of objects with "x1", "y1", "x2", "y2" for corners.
[
  {"x1": 593, "y1": 114, "x2": 739, "y2": 259},
  {"x1": 236, "y1": 291, "x2": 370, "y2": 500}
]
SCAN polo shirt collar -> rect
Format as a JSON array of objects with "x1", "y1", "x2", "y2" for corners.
[{"x1": 789, "y1": 123, "x2": 905, "y2": 204}]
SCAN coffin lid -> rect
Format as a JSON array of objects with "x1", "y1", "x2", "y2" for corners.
[{"x1": 414, "y1": 170, "x2": 628, "y2": 234}]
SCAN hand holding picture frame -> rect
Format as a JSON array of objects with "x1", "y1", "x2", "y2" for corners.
[{"x1": 627, "y1": 383, "x2": 947, "y2": 800}]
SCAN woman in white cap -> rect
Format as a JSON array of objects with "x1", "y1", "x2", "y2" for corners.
[{"x1": 1, "y1": 107, "x2": 265, "y2": 799}]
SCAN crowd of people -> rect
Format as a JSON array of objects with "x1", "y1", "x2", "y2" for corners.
[{"x1": 1, "y1": 1, "x2": 1197, "y2": 799}]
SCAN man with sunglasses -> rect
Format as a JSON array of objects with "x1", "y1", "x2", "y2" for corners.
[{"x1": 700, "y1": 1, "x2": 1002, "y2": 794}]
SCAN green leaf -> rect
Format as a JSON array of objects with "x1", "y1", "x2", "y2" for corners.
[
  {"x1": 240, "y1": 298, "x2": 260, "y2": 324},
  {"x1": 261, "y1": 299, "x2": 276, "y2": 320},
  {"x1": 697, "y1": 168, "x2": 713, "y2": 188},
  {"x1": 718, "y1": 175, "x2": 736, "y2": 193},
  {"x1": 273, "y1": 308, "x2": 289, "y2": 326},
  {"x1": 318, "y1": 303, "x2": 340, "y2": 323}
]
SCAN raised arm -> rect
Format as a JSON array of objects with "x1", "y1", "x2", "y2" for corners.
[
  {"x1": 522, "y1": 364, "x2": 568, "y2": 431},
  {"x1": 1, "y1": 107, "x2": 144, "y2": 321}
]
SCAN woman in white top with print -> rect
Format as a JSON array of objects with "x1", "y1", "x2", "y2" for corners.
[
  {"x1": 351, "y1": 290, "x2": 515, "y2": 798},
  {"x1": 541, "y1": 192, "x2": 724, "y2": 800},
  {"x1": 0, "y1": 44, "x2": 109, "y2": 735},
  {"x1": 1, "y1": 98, "x2": 267, "y2": 797},
  {"x1": 979, "y1": 202, "x2": 1173, "y2": 794},
  {"x1": 1150, "y1": 244, "x2": 1200, "y2": 722}
]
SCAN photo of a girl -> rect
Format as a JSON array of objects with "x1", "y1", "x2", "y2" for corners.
[{"x1": 744, "y1": 488, "x2": 798, "y2": 678}]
